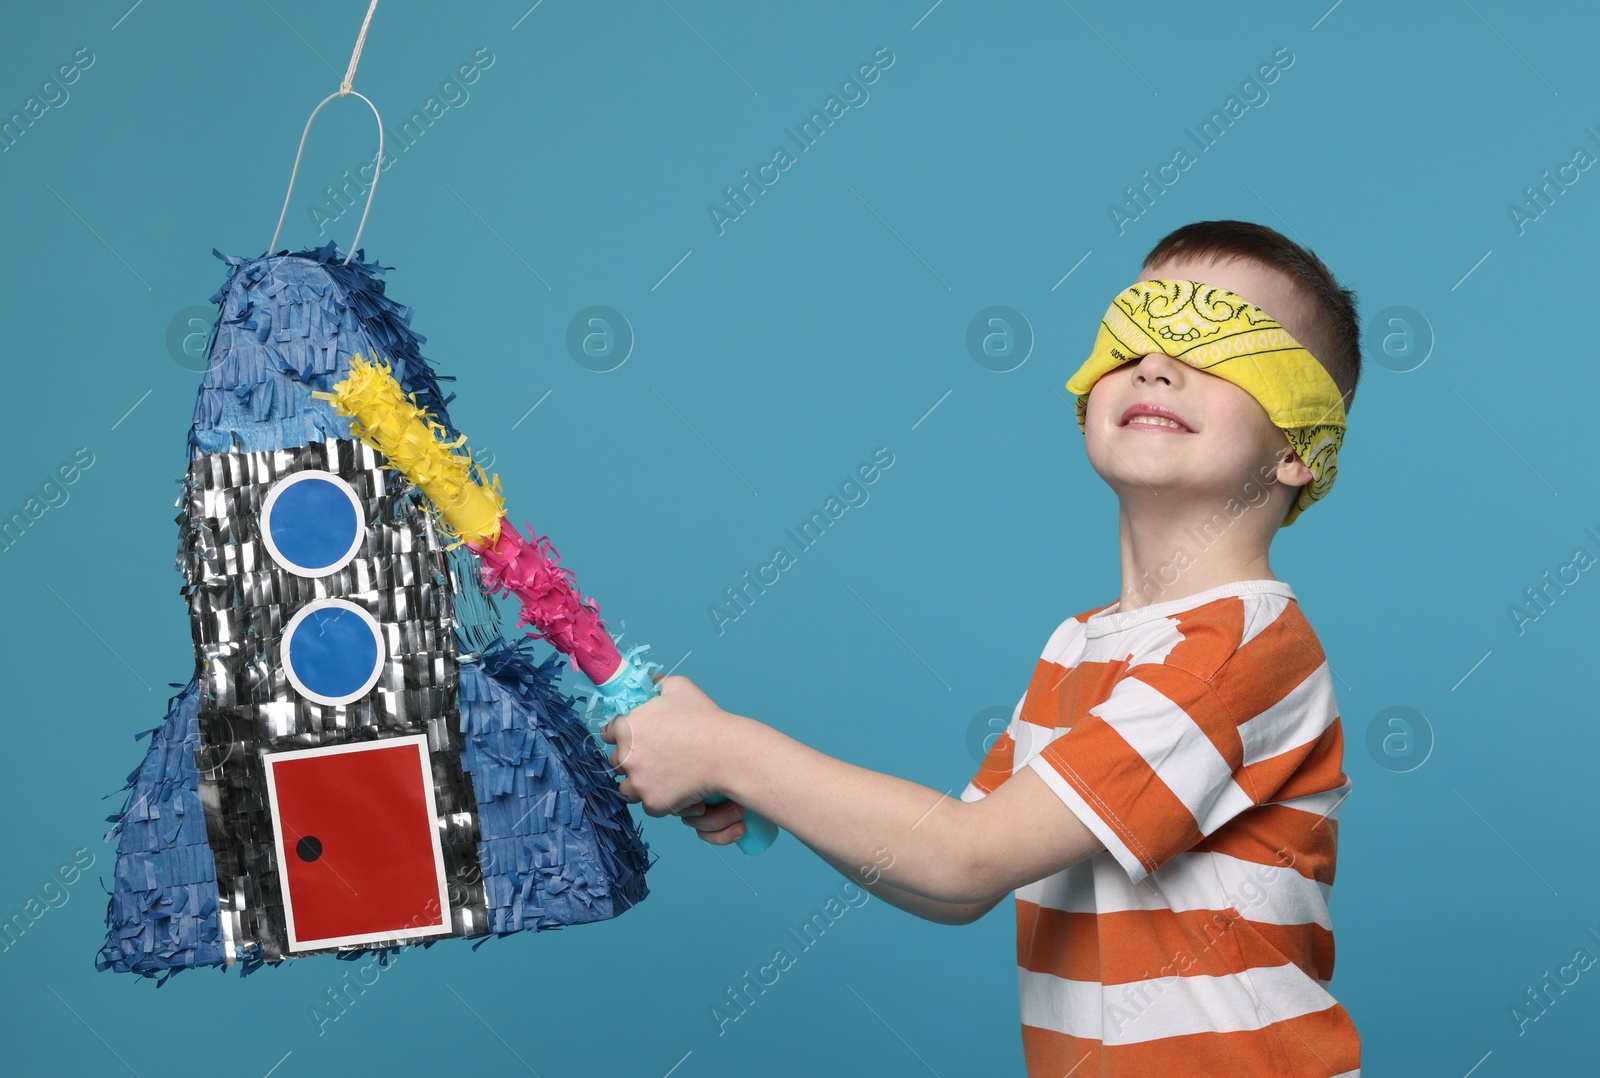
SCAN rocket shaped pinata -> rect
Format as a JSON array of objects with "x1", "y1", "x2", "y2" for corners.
[{"x1": 97, "y1": 243, "x2": 653, "y2": 978}]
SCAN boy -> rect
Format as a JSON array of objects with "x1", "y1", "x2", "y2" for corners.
[{"x1": 602, "y1": 220, "x2": 1362, "y2": 1076}]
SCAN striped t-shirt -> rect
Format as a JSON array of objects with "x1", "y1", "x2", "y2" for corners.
[{"x1": 963, "y1": 579, "x2": 1361, "y2": 1076}]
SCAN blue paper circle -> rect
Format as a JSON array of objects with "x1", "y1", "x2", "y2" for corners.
[
  {"x1": 283, "y1": 602, "x2": 384, "y2": 704},
  {"x1": 262, "y1": 472, "x2": 364, "y2": 576}
]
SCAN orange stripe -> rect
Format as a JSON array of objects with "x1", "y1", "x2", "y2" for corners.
[
  {"x1": 1018, "y1": 898, "x2": 1335, "y2": 986},
  {"x1": 1040, "y1": 723, "x2": 1200, "y2": 877},
  {"x1": 1017, "y1": 657, "x2": 1071, "y2": 730},
  {"x1": 969, "y1": 731, "x2": 1016, "y2": 796},
  {"x1": 1021, "y1": 1000, "x2": 1360, "y2": 1076},
  {"x1": 1165, "y1": 595, "x2": 1248, "y2": 676},
  {"x1": 1020, "y1": 1026, "x2": 1104, "y2": 1076},
  {"x1": 1019, "y1": 654, "x2": 1129, "y2": 731},
  {"x1": 1267, "y1": 719, "x2": 1347, "y2": 801},
  {"x1": 1198, "y1": 802, "x2": 1340, "y2": 886},
  {"x1": 1211, "y1": 601, "x2": 1326, "y2": 723},
  {"x1": 1248, "y1": 918, "x2": 1337, "y2": 984},
  {"x1": 1241, "y1": 721, "x2": 1346, "y2": 815}
]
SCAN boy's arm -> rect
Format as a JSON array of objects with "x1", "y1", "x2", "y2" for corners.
[
  {"x1": 602, "y1": 676, "x2": 1105, "y2": 909},
  {"x1": 807, "y1": 843, "x2": 1004, "y2": 925},
  {"x1": 723, "y1": 718, "x2": 1104, "y2": 905},
  {"x1": 679, "y1": 799, "x2": 1004, "y2": 925}
]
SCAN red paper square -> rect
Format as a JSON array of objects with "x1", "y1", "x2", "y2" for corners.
[{"x1": 264, "y1": 736, "x2": 451, "y2": 950}]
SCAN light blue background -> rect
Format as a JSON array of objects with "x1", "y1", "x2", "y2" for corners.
[{"x1": 2, "y1": 1, "x2": 1597, "y2": 1074}]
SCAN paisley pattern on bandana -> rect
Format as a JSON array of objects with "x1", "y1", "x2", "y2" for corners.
[{"x1": 1065, "y1": 279, "x2": 1347, "y2": 527}]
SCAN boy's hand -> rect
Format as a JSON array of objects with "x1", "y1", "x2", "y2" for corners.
[
  {"x1": 676, "y1": 799, "x2": 748, "y2": 846},
  {"x1": 598, "y1": 675, "x2": 742, "y2": 817}
]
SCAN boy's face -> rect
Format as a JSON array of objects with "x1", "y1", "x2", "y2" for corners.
[{"x1": 1081, "y1": 255, "x2": 1315, "y2": 519}]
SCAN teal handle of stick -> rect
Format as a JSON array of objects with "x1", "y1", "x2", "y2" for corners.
[{"x1": 704, "y1": 794, "x2": 778, "y2": 855}]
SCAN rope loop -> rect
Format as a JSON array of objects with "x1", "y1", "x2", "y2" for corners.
[{"x1": 265, "y1": 0, "x2": 383, "y2": 264}]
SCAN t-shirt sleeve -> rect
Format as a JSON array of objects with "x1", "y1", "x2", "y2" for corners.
[
  {"x1": 959, "y1": 692, "x2": 1025, "y2": 803},
  {"x1": 1025, "y1": 657, "x2": 1338, "y2": 884}
]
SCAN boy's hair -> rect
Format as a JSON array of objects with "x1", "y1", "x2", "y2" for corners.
[{"x1": 1141, "y1": 220, "x2": 1361, "y2": 415}]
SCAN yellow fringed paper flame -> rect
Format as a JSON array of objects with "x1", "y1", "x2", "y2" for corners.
[{"x1": 314, "y1": 354, "x2": 505, "y2": 546}]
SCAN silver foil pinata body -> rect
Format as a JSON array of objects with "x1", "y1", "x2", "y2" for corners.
[{"x1": 98, "y1": 243, "x2": 650, "y2": 978}]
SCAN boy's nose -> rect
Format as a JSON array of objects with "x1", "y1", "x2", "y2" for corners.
[{"x1": 1132, "y1": 350, "x2": 1187, "y2": 384}]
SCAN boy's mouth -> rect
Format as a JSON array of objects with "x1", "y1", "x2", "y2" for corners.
[{"x1": 1119, "y1": 403, "x2": 1194, "y2": 433}]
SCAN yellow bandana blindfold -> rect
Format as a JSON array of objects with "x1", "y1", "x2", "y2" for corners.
[{"x1": 1064, "y1": 279, "x2": 1347, "y2": 528}]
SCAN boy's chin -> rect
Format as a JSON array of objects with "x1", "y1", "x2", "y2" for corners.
[
  {"x1": 1108, "y1": 480, "x2": 1275, "y2": 517},
  {"x1": 1091, "y1": 460, "x2": 1197, "y2": 492}
]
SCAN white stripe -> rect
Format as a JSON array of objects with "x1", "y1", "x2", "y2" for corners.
[
  {"x1": 1019, "y1": 965, "x2": 1104, "y2": 1040},
  {"x1": 1011, "y1": 714, "x2": 1056, "y2": 766},
  {"x1": 1081, "y1": 616, "x2": 1186, "y2": 668},
  {"x1": 1020, "y1": 962, "x2": 1340, "y2": 1044},
  {"x1": 1040, "y1": 616, "x2": 1090, "y2": 667},
  {"x1": 1014, "y1": 859, "x2": 1097, "y2": 910},
  {"x1": 1136, "y1": 617, "x2": 1188, "y2": 665},
  {"x1": 1089, "y1": 675, "x2": 1253, "y2": 837},
  {"x1": 1238, "y1": 590, "x2": 1292, "y2": 650},
  {"x1": 1238, "y1": 661, "x2": 1337, "y2": 766},
  {"x1": 1017, "y1": 849, "x2": 1332, "y2": 929}
]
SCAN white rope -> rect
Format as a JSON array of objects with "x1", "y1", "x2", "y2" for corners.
[
  {"x1": 266, "y1": 0, "x2": 384, "y2": 265},
  {"x1": 339, "y1": 0, "x2": 380, "y2": 98}
]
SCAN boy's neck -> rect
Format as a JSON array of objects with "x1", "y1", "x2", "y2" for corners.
[{"x1": 1113, "y1": 499, "x2": 1282, "y2": 613}]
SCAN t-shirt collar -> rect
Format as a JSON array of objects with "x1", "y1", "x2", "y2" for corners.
[{"x1": 1084, "y1": 578, "x2": 1296, "y2": 638}]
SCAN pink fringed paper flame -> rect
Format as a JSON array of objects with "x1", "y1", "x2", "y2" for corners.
[{"x1": 472, "y1": 519, "x2": 623, "y2": 687}]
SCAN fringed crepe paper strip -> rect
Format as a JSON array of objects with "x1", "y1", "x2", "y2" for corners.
[
  {"x1": 97, "y1": 243, "x2": 650, "y2": 980},
  {"x1": 99, "y1": 682, "x2": 225, "y2": 980},
  {"x1": 317, "y1": 356, "x2": 780, "y2": 855}
]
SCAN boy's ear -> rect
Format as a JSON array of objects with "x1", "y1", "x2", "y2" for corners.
[{"x1": 1274, "y1": 445, "x2": 1314, "y2": 487}]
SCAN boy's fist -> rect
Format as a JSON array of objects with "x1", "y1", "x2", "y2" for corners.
[
  {"x1": 597, "y1": 675, "x2": 740, "y2": 817},
  {"x1": 675, "y1": 799, "x2": 749, "y2": 846}
]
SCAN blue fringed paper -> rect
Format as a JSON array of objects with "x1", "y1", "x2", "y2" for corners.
[
  {"x1": 190, "y1": 242, "x2": 457, "y2": 456},
  {"x1": 461, "y1": 638, "x2": 650, "y2": 934},
  {"x1": 96, "y1": 680, "x2": 225, "y2": 980}
]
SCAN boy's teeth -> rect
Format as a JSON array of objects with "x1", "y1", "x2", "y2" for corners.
[{"x1": 1130, "y1": 415, "x2": 1183, "y2": 429}]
